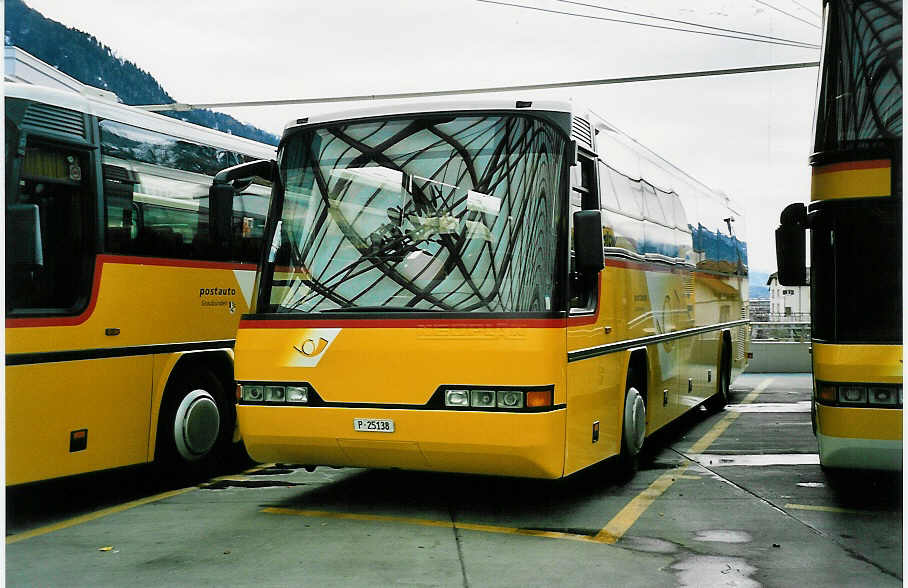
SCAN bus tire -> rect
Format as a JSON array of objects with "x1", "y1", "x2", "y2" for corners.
[
  {"x1": 617, "y1": 384, "x2": 646, "y2": 477},
  {"x1": 156, "y1": 368, "x2": 234, "y2": 475}
]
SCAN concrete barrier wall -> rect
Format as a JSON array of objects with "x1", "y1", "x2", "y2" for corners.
[{"x1": 745, "y1": 342, "x2": 812, "y2": 373}]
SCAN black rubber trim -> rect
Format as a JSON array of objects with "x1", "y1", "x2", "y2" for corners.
[
  {"x1": 567, "y1": 320, "x2": 749, "y2": 363},
  {"x1": 238, "y1": 382, "x2": 564, "y2": 413},
  {"x1": 6, "y1": 339, "x2": 236, "y2": 366}
]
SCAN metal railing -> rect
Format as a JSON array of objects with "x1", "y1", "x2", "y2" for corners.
[{"x1": 750, "y1": 321, "x2": 811, "y2": 342}]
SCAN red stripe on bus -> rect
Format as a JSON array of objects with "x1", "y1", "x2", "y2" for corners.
[
  {"x1": 6, "y1": 255, "x2": 256, "y2": 329},
  {"x1": 812, "y1": 159, "x2": 891, "y2": 175}
]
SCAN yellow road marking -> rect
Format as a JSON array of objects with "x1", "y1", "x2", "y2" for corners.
[
  {"x1": 262, "y1": 507, "x2": 606, "y2": 544},
  {"x1": 6, "y1": 464, "x2": 272, "y2": 544},
  {"x1": 6, "y1": 487, "x2": 195, "y2": 545},
  {"x1": 596, "y1": 377, "x2": 775, "y2": 544},
  {"x1": 594, "y1": 463, "x2": 690, "y2": 543},
  {"x1": 785, "y1": 503, "x2": 876, "y2": 515}
]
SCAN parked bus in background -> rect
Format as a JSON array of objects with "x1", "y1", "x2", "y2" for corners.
[
  {"x1": 776, "y1": 0, "x2": 901, "y2": 470},
  {"x1": 5, "y1": 82, "x2": 275, "y2": 485},
  {"x1": 224, "y1": 99, "x2": 749, "y2": 479}
]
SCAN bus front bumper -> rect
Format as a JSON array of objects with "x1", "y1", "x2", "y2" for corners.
[
  {"x1": 816, "y1": 404, "x2": 902, "y2": 471},
  {"x1": 817, "y1": 433, "x2": 902, "y2": 471},
  {"x1": 238, "y1": 405, "x2": 567, "y2": 479}
]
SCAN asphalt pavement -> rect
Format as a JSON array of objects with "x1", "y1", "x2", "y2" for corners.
[{"x1": 5, "y1": 373, "x2": 902, "y2": 587}]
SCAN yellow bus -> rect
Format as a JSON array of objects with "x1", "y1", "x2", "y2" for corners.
[
  {"x1": 776, "y1": 0, "x2": 901, "y2": 470},
  {"x1": 227, "y1": 100, "x2": 749, "y2": 479},
  {"x1": 5, "y1": 82, "x2": 275, "y2": 485}
]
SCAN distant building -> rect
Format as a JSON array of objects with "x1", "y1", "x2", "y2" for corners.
[
  {"x1": 766, "y1": 270, "x2": 810, "y2": 322},
  {"x1": 749, "y1": 298, "x2": 770, "y2": 322}
]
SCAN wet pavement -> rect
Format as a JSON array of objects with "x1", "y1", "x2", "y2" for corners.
[{"x1": 5, "y1": 373, "x2": 902, "y2": 586}]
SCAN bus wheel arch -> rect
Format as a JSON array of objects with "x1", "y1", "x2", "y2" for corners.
[
  {"x1": 154, "y1": 351, "x2": 237, "y2": 472},
  {"x1": 618, "y1": 349, "x2": 648, "y2": 475}
]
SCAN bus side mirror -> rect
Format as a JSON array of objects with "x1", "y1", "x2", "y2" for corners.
[
  {"x1": 574, "y1": 209, "x2": 604, "y2": 274},
  {"x1": 7, "y1": 204, "x2": 44, "y2": 268},
  {"x1": 209, "y1": 159, "x2": 276, "y2": 258},
  {"x1": 209, "y1": 182, "x2": 235, "y2": 253},
  {"x1": 775, "y1": 202, "x2": 808, "y2": 286}
]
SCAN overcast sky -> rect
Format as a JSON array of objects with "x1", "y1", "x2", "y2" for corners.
[{"x1": 20, "y1": 0, "x2": 823, "y2": 273}]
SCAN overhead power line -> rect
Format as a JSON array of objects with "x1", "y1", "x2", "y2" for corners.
[
  {"x1": 752, "y1": 0, "x2": 822, "y2": 29},
  {"x1": 477, "y1": 0, "x2": 820, "y2": 49},
  {"x1": 552, "y1": 0, "x2": 818, "y2": 47},
  {"x1": 786, "y1": 0, "x2": 821, "y2": 18},
  {"x1": 136, "y1": 62, "x2": 819, "y2": 112}
]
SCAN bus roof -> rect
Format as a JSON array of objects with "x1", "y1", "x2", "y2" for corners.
[
  {"x1": 279, "y1": 96, "x2": 742, "y2": 216},
  {"x1": 284, "y1": 98, "x2": 577, "y2": 133},
  {"x1": 5, "y1": 81, "x2": 275, "y2": 160}
]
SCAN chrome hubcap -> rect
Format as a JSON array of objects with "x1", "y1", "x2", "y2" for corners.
[{"x1": 173, "y1": 389, "x2": 220, "y2": 461}]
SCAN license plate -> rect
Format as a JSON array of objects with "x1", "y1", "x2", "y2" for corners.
[{"x1": 353, "y1": 418, "x2": 395, "y2": 433}]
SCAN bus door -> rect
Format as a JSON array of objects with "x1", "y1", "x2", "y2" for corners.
[
  {"x1": 6, "y1": 131, "x2": 152, "y2": 484},
  {"x1": 564, "y1": 151, "x2": 620, "y2": 474}
]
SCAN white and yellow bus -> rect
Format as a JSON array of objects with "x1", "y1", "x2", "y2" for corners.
[
  {"x1": 5, "y1": 82, "x2": 275, "y2": 485},
  {"x1": 227, "y1": 100, "x2": 749, "y2": 479},
  {"x1": 776, "y1": 0, "x2": 902, "y2": 470}
]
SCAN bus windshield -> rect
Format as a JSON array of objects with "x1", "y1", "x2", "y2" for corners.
[
  {"x1": 813, "y1": 0, "x2": 902, "y2": 157},
  {"x1": 263, "y1": 114, "x2": 566, "y2": 313}
]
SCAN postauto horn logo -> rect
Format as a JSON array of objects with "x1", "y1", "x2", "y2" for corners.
[
  {"x1": 295, "y1": 337, "x2": 329, "y2": 357},
  {"x1": 290, "y1": 328, "x2": 341, "y2": 367}
]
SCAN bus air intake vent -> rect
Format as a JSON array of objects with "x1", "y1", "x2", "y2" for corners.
[
  {"x1": 23, "y1": 103, "x2": 86, "y2": 139},
  {"x1": 736, "y1": 305, "x2": 747, "y2": 361},
  {"x1": 571, "y1": 116, "x2": 594, "y2": 151}
]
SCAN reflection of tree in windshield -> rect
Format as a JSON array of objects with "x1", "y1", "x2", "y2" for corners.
[{"x1": 273, "y1": 115, "x2": 564, "y2": 313}]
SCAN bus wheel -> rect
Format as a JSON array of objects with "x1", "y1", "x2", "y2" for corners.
[
  {"x1": 156, "y1": 369, "x2": 232, "y2": 474},
  {"x1": 617, "y1": 385, "x2": 646, "y2": 476}
]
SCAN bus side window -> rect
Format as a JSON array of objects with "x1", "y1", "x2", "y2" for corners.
[
  {"x1": 99, "y1": 118, "x2": 268, "y2": 263},
  {"x1": 102, "y1": 163, "x2": 139, "y2": 254},
  {"x1": 7, "y1": 143, "x2": 93, "y2": 313},
  {"x1": 570, "y1": 154, "x2": 599, "y2": 311}
]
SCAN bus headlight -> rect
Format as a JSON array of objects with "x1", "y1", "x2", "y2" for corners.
[
  {"x1": 839, "y1": 385, "x2": 866, "y2": 404},
  {"x1": 242, "y1": 385, "x2": 264, "y2": 402},
  {"x1": 445, "y1": 389, "x2": 470, "y2": 407},
  {"x1": 264, "y1": 386, "x2": 286, "y2": 403},
  {"x1": 816, "y1": 381, "x2": 902, "y2": 408},
  {"x1": 287, "y1": 386, "x2": 309, "y2": 404},
  {"x1": 497, "y1": 390, "x2": 524, "y2": 409},
  {"x1": 439, "y1": 386, "x2": 553, "y2": 410},
  {"x1": 471, "y1": 390, "x2": 497, "y2": 408},
  {"x1": 869, "y1": 387, "x2": 898, "y2": 406}
]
